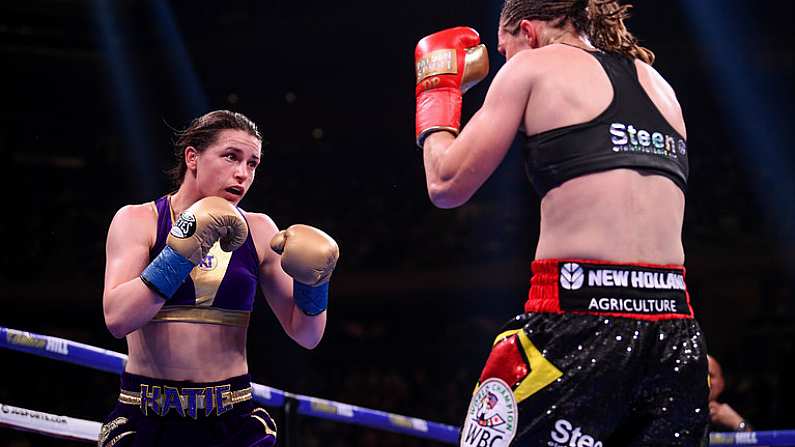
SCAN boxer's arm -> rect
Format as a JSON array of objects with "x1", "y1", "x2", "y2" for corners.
[
  {"x1": 709, "y1": 401, "x2": 749, "y2": 431},
  {"x1": 248, "y1": 212, "x2": 326, "y2": 349},
  {"x1": 103, "y1": 204, "x2": 166, "y2": 338},
  {"x1": 422, "y1": 51, "x2": 536, "y2": 208}
]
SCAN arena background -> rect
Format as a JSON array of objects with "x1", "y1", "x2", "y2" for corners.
[{"x1": 1, "y1": 0, "x2": 793, "y2": 445}]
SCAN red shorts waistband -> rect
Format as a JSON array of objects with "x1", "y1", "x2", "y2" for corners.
[{"x1": 525, "y1": 259, "x2": 694, "y2": 321}]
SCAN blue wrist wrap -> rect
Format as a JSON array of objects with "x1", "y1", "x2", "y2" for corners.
[
  {"x1": 140, "y1": 245, "x2": 195, "y2": 299},
  {"x1": 293, "y1": 281, "x2": 329, "y2": 316}
]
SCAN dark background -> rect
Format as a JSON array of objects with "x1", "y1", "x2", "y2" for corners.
[{"x1": 1, "y1": 0, "x2": 793, "y2": 445}]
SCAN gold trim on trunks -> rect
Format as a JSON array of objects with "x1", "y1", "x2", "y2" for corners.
[
  {"x1": 101, "y1": 431, "x2": 135, "y2": 447},
  {"x1": 118, "y1": 389, "x2": 140, "y2": 406},
  {"x1": 118, "y1": 385, "x2": 253, "y2": 417},
  {"x1": 251, "y1": 407, "x2": 278, "y2": 436},
  {"x1": 118, "y1": 386, "x2": 253, "y2": 407},
  {"x1": 151, "y1": 306, "x2": 250, "y2": 327},
  {"x1": 98, "y1": 416, "x2": 129, "y2": 446}
]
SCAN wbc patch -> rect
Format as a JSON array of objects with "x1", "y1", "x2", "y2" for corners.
[{"x1": 460, "y1": 378, "x2": 517, "y2": 447}]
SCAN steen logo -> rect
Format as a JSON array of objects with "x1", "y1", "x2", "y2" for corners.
[
  {"x1": 170, "y1": 212, "x2": 196, "y2": 239},
  {"x1": 549, "y1": 419, "x2": 603, "y2": 447},
  {"x1": 560, "y1": 263, "x2": 584, "y2": 290},
  {"x1": 461, "y1": 378, "x2": 517, "y2": 447},
  {"x1": 609, "y1": 122, "x2": 686, "y2": 159}
]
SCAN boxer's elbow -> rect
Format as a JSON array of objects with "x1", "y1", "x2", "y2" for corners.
[
  {"x1": 289, "y1": 315, "x2": 325, "y2": 350},
  {"x1": 109, "y1": 327, "x2": 129, "y2": 339},
  {"x1": 291, "y1": 331, "x2": 323, "y2": 350},
  {"x1": 427, "y1": 179, "x2": 471, "y2": 209},
  {"x1": 103, "y1": 298, "x2": 132, "y2": 338},
  {"x1": 298, "y1": 335, "x2": 322, "y2": 350},
  {"x1": 105, "y1": 313, "x2": 130, "y2": 339}
]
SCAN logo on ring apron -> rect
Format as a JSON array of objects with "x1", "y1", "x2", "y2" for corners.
[
  {"x1": 560, "y1": 263, "x2": 584, "y2": 290},
  {"x1": 171, "y1": 212, "x2": 197, "y2": 239},
  {"x1": 461, "y1": 378, "x2": 517, "y2": 447}
]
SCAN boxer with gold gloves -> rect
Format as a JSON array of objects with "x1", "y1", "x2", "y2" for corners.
[{"x1": 99, "y1": 110, "x2": 338, "y2": 446}]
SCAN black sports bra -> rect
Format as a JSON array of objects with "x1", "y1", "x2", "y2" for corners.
[{"x1": 523, "y1": 50, "x2": 688, "y2": 197}]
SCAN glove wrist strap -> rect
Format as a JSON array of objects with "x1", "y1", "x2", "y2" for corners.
[
  {"x1": 293, "y1": 281, "x2": 329, "y2": 316},
  {"x1": 415, "y1": 88, "x2": 462, "y2": 147},
  {"x1": 140, "y1": 245, "x2": 195, "y2": 299}
]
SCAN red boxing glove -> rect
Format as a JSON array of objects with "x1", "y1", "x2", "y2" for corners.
[{"x1": 415, "y1": 26, "x2": 489, "y2": 148}]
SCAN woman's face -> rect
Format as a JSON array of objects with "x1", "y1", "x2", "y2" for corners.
[{"x1": 189, "y1": 128, "x2": 262, "y2": 204}]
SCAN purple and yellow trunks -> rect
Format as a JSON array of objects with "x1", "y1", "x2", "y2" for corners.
[
  {"x1": 99, "y1": 372, "x2": 276, "y2": 447},
  {"x1": 118, "y1": 372, "x2": 253, "y2": 418}
]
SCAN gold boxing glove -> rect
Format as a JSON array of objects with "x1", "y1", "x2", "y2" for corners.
[
  {"x1": 141, "y1": 196, "x2": 248, "y2": 298},
  {"x1": 168, "y1": 196, "x2": 249, "y2": 263},
  {"x1": 270, "y1": 224, "x2": 339, "y2": 315}
]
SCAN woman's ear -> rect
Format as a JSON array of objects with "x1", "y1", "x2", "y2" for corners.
[
  {"x1": 185, "y1": 146, "x2": 199, "y2": 172},
  {"x1": 519, "y1": 20, "x2": 538, "y2": 48}
]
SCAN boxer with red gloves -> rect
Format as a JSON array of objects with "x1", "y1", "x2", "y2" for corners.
[
  {"x1": 415, "y1": 26, "x2": 489, "y2": 147},
  {"x1": 415, "y1": 1, "x2": 707, "y2": 446},
  {"x1": 99, "y1": 110, "x2": 339, "y2": 446}
]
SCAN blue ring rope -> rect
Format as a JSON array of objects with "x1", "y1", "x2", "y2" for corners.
[{"x1": 1, "y1": 326, "x2": 793, "y2": 445}]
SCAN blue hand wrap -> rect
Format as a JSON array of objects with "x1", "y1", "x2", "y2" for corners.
[
  {"x1": 293, "y1": 281, "x2": 329, "y2": 316},
  {"x1": 140, "y1": 245, "x2": 195, "y2": 299}
]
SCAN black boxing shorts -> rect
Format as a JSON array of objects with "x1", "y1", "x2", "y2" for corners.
[
  {"x1": 98, "y1": 372, "x2": 277, "y2": 447},
  {"x1": 460, "y1": 259, "x2": 709, "y2": 447}
]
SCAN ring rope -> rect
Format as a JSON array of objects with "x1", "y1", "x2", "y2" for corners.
[
  {"x1": 2, "y1": 326, "x2": 793, "y2": 445},
  {"x1": 0, "y1": 402, "x2": 101, "y2": 442},
  {"x1": 0, "y1": 326, "x2": 457, "y2": 443}
]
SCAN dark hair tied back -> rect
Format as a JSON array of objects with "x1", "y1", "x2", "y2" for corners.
[
  {"x1": 166, "y1": 110, "x2": 262, "y2": 186},
  {"x1": 500, "y1": 0, "x2": 655, "y2": 64}
]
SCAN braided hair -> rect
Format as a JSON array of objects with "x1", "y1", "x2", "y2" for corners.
[{"x1": 500, "y1": 0, "x2": 655, "y2": 64}]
